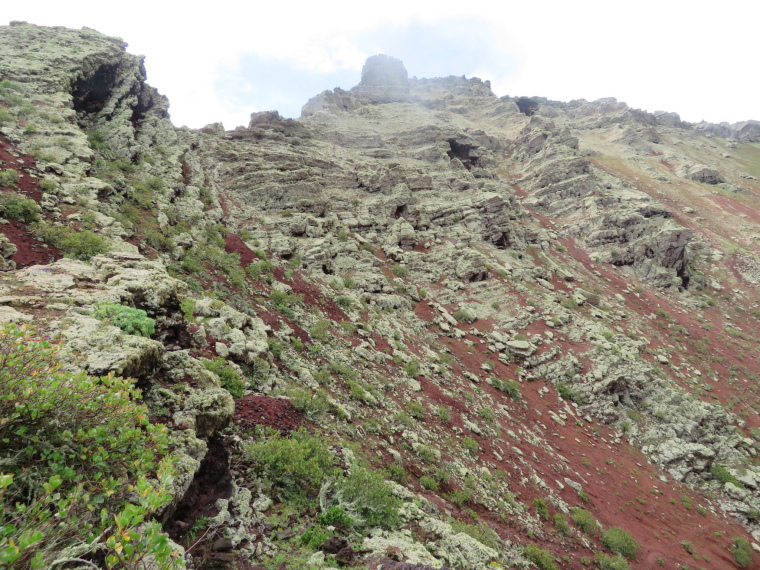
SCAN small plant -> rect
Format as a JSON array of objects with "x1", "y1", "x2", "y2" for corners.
[
  {"x1": 449, "y1": 519, "x2": 500, "y2": 550},
  {"x1": 681, "y1": 541, "x2": 694, "y2": 555},
  {"x1": 318, "y1": 506, "x2": 353, "y2": 529},
  {"x1": 710, "y1": 463, "x2": 744, "y2": 488},
  {"x1": 524, "y1": 544, "x2": 557, "y2": 570},
  {"x1": 404, "y1": 360, "x2": 420, "y2": 378},
  {"x1": 571, "y1": 508, "x2": 599, "y2": 534},
  {"x1": 595, "y1": 553, "x2": 629, "y2": 570},
  {"x1": 556, "y1": 382, "x2": 587, "y2": 405},
  {"x1": 331, "y1": 466, "x2": 401, "y2": 530},
  {"x1": 462, "y1": 435, "x2": 480, "y2": 456},
  {"x1": 391, "y1": 264, "x2": 410, "y2": 278},
  {"x1": 732, "y1": 537, "x2": 753, "y2": 567},
  {"x1": 601, "y1": 527, "x2": 639, "y2": 560},
  {"x1": 0, "y1": 169, "x2": 19, "y2": 188},
  {"x1": 452, "y1": 309, "x2": 476, "y2": 324},
  {"x1": 554, "y1": 513, "x2": 570, "y2": 535},
  {"x1": 37, "y1": 225, "x2": 109, "y2": 260},
  {"x1": 493, "y1": 377, "x2": 521, "y2": 400},
  {"x1": 310, "y1": 319, "x2": 331, "y2": 342},
  {"x1": 94, "y1": 303, "x2": 156, "y2": 337},
  {"x1": 477, "y1": 406, "x2": 494, "y2": 422},
  {"x1": 203, "y1": 357, "x2": 244, "y2": 398},
  {"x1": 405, "y1": 400, "x2": 425, "y2": 419},
  {"x1": 436, "y1": 405, "x2": 452, "y2": 424},
  {"x1": 245, "y1": 427, "x2": 338, "y2": 501},
  {"x1": 420, "y1": 475, "x2": 440, "y2": 491},
  {"x1": 0, "y1": 191, "x2": 40, "y2": 223},
  {"x1": 533, "y1": 498, "x2": 549, "y2": 520},
  {"x1": 301, "y1": 525, "x2": 330, "y2": 549}
]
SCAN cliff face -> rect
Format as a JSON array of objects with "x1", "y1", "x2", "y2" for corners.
[{"x1": 2, "y1": 22, "x2": 760, "y2": 570}]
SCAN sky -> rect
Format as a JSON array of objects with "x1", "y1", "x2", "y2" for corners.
[{"x1": 5, "y1": 1, "x2": 759, "y2": 130}]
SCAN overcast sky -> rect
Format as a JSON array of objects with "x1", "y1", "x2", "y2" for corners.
[{"x1": 5, "y1": 1, "x2": 758, "y2": 130}]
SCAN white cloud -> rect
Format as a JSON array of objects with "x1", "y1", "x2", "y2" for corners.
[{"x1": 4, "y1": 1, "x2": 759, "y2": 126}]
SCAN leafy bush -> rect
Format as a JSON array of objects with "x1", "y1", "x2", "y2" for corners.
[
  {"x1": 0, "y1": 192, "x2": 40, "y2": 223},
  {"x1": 203, "y1": 356, "x2": 244, "y2": 398},
  {"x1": 0, "y1": 169, "x2": 19, "y2": 188},
  {"x1": 533, "y1": 497, "x2": 549, "y2": 520},
  {"x1": 310, "y1": 319, "x2": 331, "y2": 342},
  {"x1": 318, "y1": 506, "x2": 353, "y2": 529},
  {"x1": 420, "y1": 475, "x2": 440, "y2": 491},
  {"x1": 733, "y1": 537, "x2": 753, "y2": 567},
  {"x1": 553, "y1": 513, "x2": 571, "y2": 535},
  {"x1": 37, "y1": 225, "x2": 109, "y2": 260},
  {"x1": 595, "y1": 553, "x2": 629, "y2": 570},
  {"x1": 601, "y1": 527, "x2": 639, "y2": 559},
  {"x1": 524, "y1": 544, "x2": 557, "y2": 570},
  {"x1": 0, "y1": 323, "x2": 180, "y2": 569},
  {"x1": 403, "y1": 360, "x2": 420, "y2": 378},
  {"x1": 94, "y1": 303, "x2": 156, "y2": 337},
  {"x1": 452, "y1": 309, "x2": 476, "y2": 323},
  {"x1": 495, "y1": 377, "x2": 521, "y2": 400},
  {"x1": 462, "y1": 436, "x2": 480, "y2": 455},
  {"x1": 332, "y1": 466, "x2": 401, "y2": 530},
  {"x1": 571, "y1": 508, "x2": 599, "y2": 534},
  {"x1": 449, "y1": 520, "x2": 500, "y2": 551},
  {"x1": 391, "y1": 264, "x2": 410, "y2": 278},
  {"x1": 711, "y1": 463, "x2": 744, "y2": 488},
  {"x1": 556, "y1": 382, "x2": 588, "y2": 405},
  {"x1": 245, "y1": 428, "x2": 338, "y2": 501},
  {"x1": 269, "y1": 290, "x2": 303, "y2": 318},
  {"x1": 300, "y1": 525, "x2": 330, "y2": 549}
]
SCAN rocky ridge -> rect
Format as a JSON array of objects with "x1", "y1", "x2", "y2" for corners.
[{"x1": 2, "y1": 21, "x2": 760, "y2": 570}]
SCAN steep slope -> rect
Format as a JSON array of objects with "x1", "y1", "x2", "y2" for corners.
[{"x1": 1, "y1": 23, "x2": 760, "y2": 570}]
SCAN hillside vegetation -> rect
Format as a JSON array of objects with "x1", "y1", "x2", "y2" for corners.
[{"x1": 2, "y1": 22, "x2": 760, "y2": 570}]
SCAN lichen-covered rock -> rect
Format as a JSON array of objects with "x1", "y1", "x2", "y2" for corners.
[
  {"x1": 0, "y1": 235, "x2": 16, "y2": 271},
  {"x1": 61, "y1": 314, "x2": 163, "y2": 377},
  {"x1": 173, "y1": 388, "x2": 235, "y2": 438}
]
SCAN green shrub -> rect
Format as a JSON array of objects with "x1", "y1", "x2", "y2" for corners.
[
  {"x1": 420, "y1": 475, "x2": 440, "y2": 491},
  {"x1": 556, "y1": 382, "x2": 588, "y2": 405},
  {"x1": 533, "y1": 497, "x2": 549, "y2": 520},
  {"x1": 94, "y1": 303, "x2": 156, "y2": 337},
  {"x1": 524, "y1": 544, "x2": 557, "y2": 570},
  {"x1": 331, "y1": 466, "x2": 401, "y2": 530},
  {"x1": 267, "y1": 337, "x2": 284, "y2": 360},
  {"x1": 37, "y1": 225, "x2": 109, "y2": 260},
  {"x1": 244, "y1": 428, "x2": 338, "y2": 501},
  {"x1": 300, "y1": 526, "x2": 329, "y2": 549},
  {"x1": 732, "y1": 537, "x2": 753, "y2": 567},
  {"x1": 571, "y1": 508, "x2": 598, "y2": 534},
  {"x1": 601, "y1": 527, "x2": 639, "y2": 560},
  {"x1": 462, "y1": 435, "x2": 480, "y2": 455},
  {"x1": 711, "y1": 463, "x2": 744, "y2": 488},
  {"x1": 391, "y1": 264, "x2": 410, "y2": 278},
  {"x1": 405, "y1": 400, "x2": 425, "y2": 419},
  {"x1": 318, "y1": 506, "x2": 353, "y2": 529},
  {"x1": 493, "y1": 377, "x2": 521, "y2": 400},
  {"x1": 0, "y1": 192, "x2": 40, "y2": 223},
  {"x1": 452, "y1": 309, "x2": 476, "y2": 324},
  {"x1": 0, "y1": 323, "x2": 180, "y2": 569},
  {"x1": 0, "y1": 169, "x2": 19, "y2": 188},
  {"x1": 436, "y1": 405, "x2": 452, "y2": 424},
  {"x1": 203, "y1": 357, "x2": 244, "y2": 398},
  {"x1": 403, "y1": 360, "x2": 420, "y2": 378},
  {"x1": 310, "y1": 319, "x2": 331, "y2": 341},
  {"x1": 595, "y1": 553, "x2": 629, "y2": 570},
  {"x1": 246, "y1": 259, "x2": 274, "y2": 279},
  {"x1": 335, "y1": 295, "x2": 353, "y2": 309},
  {"x1": 449, "y1": 520, "x2": 500, "y2": 550},
  {"x1": 554, "y1": 513, "x2": 570, "y2": 535}
]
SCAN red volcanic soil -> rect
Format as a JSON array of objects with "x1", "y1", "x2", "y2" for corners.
[
  {"x1": 0, "y1": 135, "x2": 61, "y2": 267},
  {"x1": 234, "y1": 395, "x2": 302, "y2": 434}
]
